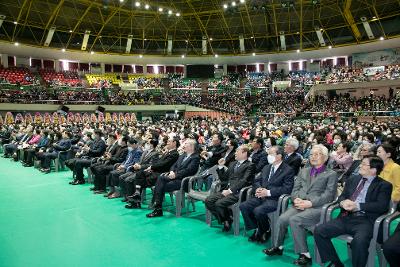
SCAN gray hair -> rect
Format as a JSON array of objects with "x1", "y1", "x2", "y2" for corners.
[
  {"x1": 286, "y1": 137, "x2": 299, "y2": 150},
  {"x1": 311, "y1": 144, "x2": 329, "y2": 162}
]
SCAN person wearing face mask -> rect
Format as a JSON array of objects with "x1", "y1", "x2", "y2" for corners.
[
  {"x1": 119, "y1": 139, "x2": 160, "y2": 203},
  {"x1": 329, "y1": 142, "x2": 353, "y2": 174},
  {"x1": 90, "y1": 136, "x2": 129, "y2": 194},
  {"x1": 240, "y1": 146, "x2": 295, "y2": 243}
]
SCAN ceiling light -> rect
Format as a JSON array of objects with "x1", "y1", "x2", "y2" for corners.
[
  {"x1": 223, "y1": 4, "x2": 228, "y2": 9},
  {"x1": 139, "y1": 54, "x2": 143, "y2": 58},
  {"x1": 240, "y1": 0, "x2": 245, "y2": 3},
  {"x1": 328, "y1": 45, "x2": 332, "y2": 49},
  {"x1": 185, "y1": 40, "x2": 188, "y2": 43},
  {"x1": 214, "y1": 54, "x2": 218, "y2": 58},
  {"x1": 379, "y1": 36, "x2": 384, "y2": 40},
  {"x1": 176, "y1": 13, "x2": 180, "y2": 17},
  {"x1": 209, "y1": 37, "x2": 213, "y2": 41},
  {"x1": 181, "y1": 55, "x2": 185, "y2": 58},
  {"x1": 90, "y1": 51, "x2": 94, "y2": 55},
  {"x1": 119, "y1": 0, "x2": 124, "y2": 2},
  {"x1": 250, "y1": 36, "x2": 254, "y2": 39},
  {"x1": 168, "y1": 10, "x2": 173, "y2": 15},
  {"x1": 135, "y1": 2, "x2": 141, "y2": 7},
  {"x1": 372, "y1": 16, "x2": 376, "y2": 19},
  {"x1": 145, "y1": 4, "x2": 149, "y2": 9},
  {"x1": 296, "y1": 49, "x2": 300, "y2": 53},
  {"x1": 14, "y1": 42, "x2": 19, "y2": 46},
  {"x1": 232, "y1": 1, "x2": 236, "y2": 7},
  {"x1": 69, "y1": 30, "x2": 73, "y2": 33},
  {"x1": 158, "y1": 7, "x2": 163, "y2": 12},
  {"x1": 61, "y1": 48, "x2": 66, "y2": 52},
  {"x1": 252, "y1": 52, "x2": 256, "y2": 56},
  {"x1": 13, "y1": 21, "x2": 17, "y2": 25}
]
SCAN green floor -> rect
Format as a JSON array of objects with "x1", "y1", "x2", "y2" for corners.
[{"x1": 0, "y1": 157, "x2": 350, "y2": 267}]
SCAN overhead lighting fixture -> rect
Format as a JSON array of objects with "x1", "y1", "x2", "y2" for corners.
[
  {"x1": 135, "y1": 2, "x2": 141, "y2": 7},
  {"x1": 240, "y1": 0, "x2": 245, "y2": 3},
  {"x1": 69, "y1": 30, "x2": 72, "y2": 33},
  {"x1": 44, "y1": 26, "x2": 56, "y2": 47},
  {"x1": 328, "y1": 45, "x2": 332, "y2": 49},
  {"x1": 176, "y1": 13, "x2": 180, "y2": 17},
  {"x1": 380, "y1": 36, "x2": 384, "y2": 40},
  {"x1": 214, "y1": 54, "x2": 218, "y2": 58},
  {"x1": 252, "y1": 52, "x2": 256, "y2": 56},
  {"x1": 279, "y1": 31, "x2": 286, "y2": 51},
  {"x1": 296, "y1": 49, "x2": 300, "y2": 53},
  {"x1": 139, "y1": 54, "x2": 143, "y2": 58},
  {"x1": 90, "y1": 51, "x2": 95, "y2": 55},
  {"x1": 145, "y1": 4, "x2": 150, "y2": 9},
  {"x1": 209, "y1": 37, "x2": 213, "y2": 41},
  {"x1": 81, "y1": 30, "x2": 91, "y2": 50},
  {"x1": 168, "y1": 10, "x2": 173, "y2": 15},
  {"x1": 13, "y1": 21, "x2": 17, "y2": 25},
  {"x1": 126, "y1": 35, "x2": 133, "y2": 53},
  {"x1": 232, "y1": 1, "x2": 236, "y2": 7},
  {"x1": 315, "y1": 27, "x2": 326, "y2": 46},
  {"x1": 14, "y1": 42, "x2": 19, "y2": 46},
  {"x1": 185, "y1": 40, "x2": 188, "y2": 43},
  {"x1": 158, "y1": 7, "x2": 163, "y2": 12},
  {"x1": 250, "y1": 36, "x2": 254, "y2": 39},
  {"x1": 181, "y1": 55, "x2": 185, "y2": 58},
  {"x1": 223, "y1": 4, "x2": 228, "y2": 9},
  {"x1": 361, "y1": 16, "x2": 375, "y2": 40},
  {"x1": 61, "y1": 48, "x2": 66, "y2": 52},
  {"x1": 119, "y1": 0, "x2": 124, "y2": 2}
]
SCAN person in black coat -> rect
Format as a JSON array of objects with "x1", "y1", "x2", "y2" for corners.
[
  {"x1": 382, "y1": 208, "x2": 400, "y2": 267},
  {"x1": 68, "y1": 129, "x2": 106, "y2": 185},
  {"x1": 314, "y1": 156, "x2": 393, "y2": 267},
  {"x1": 146, "y1": 139, "x2": 200, "y2": 217},
  {"x1": 284, "y1": 137, "x2": 303, "y2": 175},
  {"x1": 249, "y1": 137, "x2": 269, "y2": 174},
  {"x1": 205, "y1": 145, "x2": 256, "y2": 232},
  {"x1": 91, "y1": 136, "x2": 129, "y2": 193},
  {"x1": 240, "y1": 146, "x2": 295, "y2": 243},
  {"x1": 199, "y1": 133, "x2": 226, "y2": 171},
  {"x1": 125, "y1": 137, "x2": 180, "y2": 209}
]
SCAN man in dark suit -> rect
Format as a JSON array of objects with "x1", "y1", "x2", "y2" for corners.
[
  {"x1": 119, "y1": 138, "x2": 160, "y2": 202},
  {"x1": 90, "y1": 136, "x2": 129, "y2": 193},
  {"x1": 37, "y1": 131, "x2": 72, "y2": 173},
  {"x1": 314, "y1": 156, "x2": 392, "y2": 267},
  {"x1": 68, "y1": 129, "x2": 107, "y2": 185},
  {"x1": 124, "y1": 137, "x2": 180, "y2": 209},
  {"x1": 200, "y1": 133, "x2": 226, "y2": 171},
  {"x1": 240, "y1": 146, "x2": 295, "y2": 243},
  {"x1": 146, "y1": 139, "x2": 200, "y2": 217},
  {"x1": 249, "y1": 137, "x2": 269, "y2": 174},
  {"x1": 205, "y1": 145, "x2": 256, "y2": 232},
  {"x1": 284, "y1": 137, "x2": 303, "y2": 175}
]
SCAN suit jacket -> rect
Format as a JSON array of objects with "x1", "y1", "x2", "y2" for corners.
[
  {"x1": 121, "y1": 148, "x2": 143, "y2": 168},
  {"x1": 284, "y1": 153, "x2": 303, "y2": 175},
  {"x1": 224, "y1": 149, "x2": 236, "y2": 167},
  {"x1": 338, "y1": 175, "x2": 392, "y2": 222},
  {"x1": 151, "y1": 149, "x2": 179, "y2": 173},
  {"x1": 253, "y1": 162, "x2": 295, "y2": 200},
  {"x1": 109, "y1": 145, "x2": 129, "y2": 164},
  {"x1": 202, "y1": 144, "x2": 226, "y2": 169},
  {"x1": 53, "y1": 138, "x2": 72, "y2": 152},
  {"x1": 217, "y1": 160, "x2": 256, "y2": 195},
  {"x1": 250, "y1": 149, "x2": 269, "y2": 174},
  {"x1": 291, "y1": 167, "x2": 338, "y2": 208},
  {"x1": 170, "y1": 153, "x2": 200, "y2": 180},
  {"x1": 107, "y1": 142, "x2": 119, "y2": 154},
  {"x1": 86, "y1": 138, "x2": 106, "y2": 158},
  {"x1": 139, "y1": 149, "x2": 160, "y2": 169}
]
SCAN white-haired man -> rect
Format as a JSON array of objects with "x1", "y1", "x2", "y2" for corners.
[
  {"x1": 284, "y1": 137, "x2": 303, "y2": 175},
  {"x1": 264, "y1": 144, "x2": 338, "y2": 267}
]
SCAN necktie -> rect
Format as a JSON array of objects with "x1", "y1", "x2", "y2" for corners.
[
  {"x1": 342, "y1": 178, "x2": 367, "y2": 217},
  {"x1": 268, "y1": 166, "x2": 275, "y2": 181},
  {"x1": 234, "y1": 162, "x2": 241, "y2": 172}
]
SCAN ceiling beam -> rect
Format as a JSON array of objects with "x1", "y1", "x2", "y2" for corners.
[
  {"x1": 89, "y1": 9, "x2": 119, "y2": 51},
  {"x1": 66, "y1": 2, "x2": 94, "y2": 48}
]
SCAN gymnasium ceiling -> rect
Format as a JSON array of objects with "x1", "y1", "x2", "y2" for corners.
[{"x1": 0, "y1": 0, "x2": 399, "y2": 56}]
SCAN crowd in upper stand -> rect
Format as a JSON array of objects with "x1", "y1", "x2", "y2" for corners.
[{"x1": 1, "y1": 116, "x2": 399, "y2": 267}]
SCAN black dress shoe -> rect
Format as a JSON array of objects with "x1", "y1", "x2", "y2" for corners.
[
  {"x1": 69, "y1": 180, "x2": 76, "y2": 185},
  {"x1": 89, "y1": 187, "x2": 96, "y2": 191},
  {"x1": 146, "y1": 209, "x2": 163, "y2": 218},
  {"x1": 125, "y1": 202, "x2": 141, "y2": 209},
  {"x1": 121, "y1": 198, "x2": 128, "y2": 202},
  {"x1": 293, "y1": 254, "x2": 312, "y2": 266},
  {"x1": 263, "y1": 247, "x2": 283, "y2": 256},
  {"x1": 327, "y1": 261, "x2": 344, "y2": 267},
  {"x1": 71, "y1": 180, "x2": 85, "y2": 185},
  {"x1": 222, "y1": 220, "x2": 232, "y2": 232},
  {"x1": 258, "y1": 231, "x2": 271, "y2": 244},
  {"x1": 248, "y1": 230, "x2": 259, "y2": 242}
]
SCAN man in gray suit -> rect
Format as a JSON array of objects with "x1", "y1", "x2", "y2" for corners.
[{"x1": 264, "y1": 144, "x2": 338, "y2": 267}]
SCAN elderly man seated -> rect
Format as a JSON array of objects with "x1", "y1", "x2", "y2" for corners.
[{"x1": 263, "y1": 144, "x2": 338, "y2": 266}]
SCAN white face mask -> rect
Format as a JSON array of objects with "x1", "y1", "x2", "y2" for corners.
[
  {"x1": 333, "y1": 139, "x2": 341, "y2": 145},
  {"x1": 144, "y1": 143, "x2": 152, "y2": 151},
  {"x1": 362, "y1": 140, "x2": 370, "y2": 145},
  {"x1": 267, "y1": 154, "x2": 276, "y2": 164},
  {"x1": 265, "y1": 140, "x2": 272, "y2": 148}
]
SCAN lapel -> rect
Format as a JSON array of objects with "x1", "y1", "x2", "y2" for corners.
[
  {"x1": 365, "y1": 176, "x2": 379, "y2": 202},
  {"x1": 143, "y1": 150, "x2": 155, "y2": 162},
  {"x1": 269, "y1": 164, "x2": 283, "y2": 182},
  {"x1": 235, "y1": 160, "x2": 248, "y2": 174}
]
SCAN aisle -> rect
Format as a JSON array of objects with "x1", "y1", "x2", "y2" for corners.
[{"x1": 0, "y1": 157, "x2": 346, "y2": 267}]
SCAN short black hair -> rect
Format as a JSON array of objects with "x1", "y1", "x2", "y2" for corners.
[
  {"x1": 172, "y1": 136, "x2": 180, "y2": 148},
  {"x1": 94, "y1": 129, "x2": 103, "y2": 136},
  {"x1": 227, "y1": 138, "x2": 238, "y2": 149},
  {"x1": 120, "y1": 136, "x2": 128, "y2": 144},
  {"x1": 149, "y1": 139, "x2": 159, "y2": 148},
  {"x1": 215, "y1": 133, "x2": 224, "y2": 142},
  {"x1": 108, "y1": 134, "x2": 117, "y2": 139},
  {"x1": 340, "y1": 142, "x2": 351, "y2": 153},
  {"x1": 128, "y1": 138, "x2": 138, "y2": 145},
  {"x1": 367, "y1": 156, "x2": 384, "y2": 176},
  {"x1": 253, "y1": 137, "x2": 264, "y2": 148}
]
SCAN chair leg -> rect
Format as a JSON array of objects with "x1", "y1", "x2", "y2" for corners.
[
  {"x1": 175, "y1": 192, "x2": 182, "y2": 217},
  {"x1": 232, "y1": 206, "x2": 240, "y2": 236},
  {"x1": 54, "y1": 159, "x2": 59, "y2": 172},
  {"x1": 206, "y1": 209, "x2": 212, "y2": 226}
]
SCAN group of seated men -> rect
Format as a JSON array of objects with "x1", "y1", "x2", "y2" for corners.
[{"x1": 1, "y1": 118, "x2": 399, "y2": 267}]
